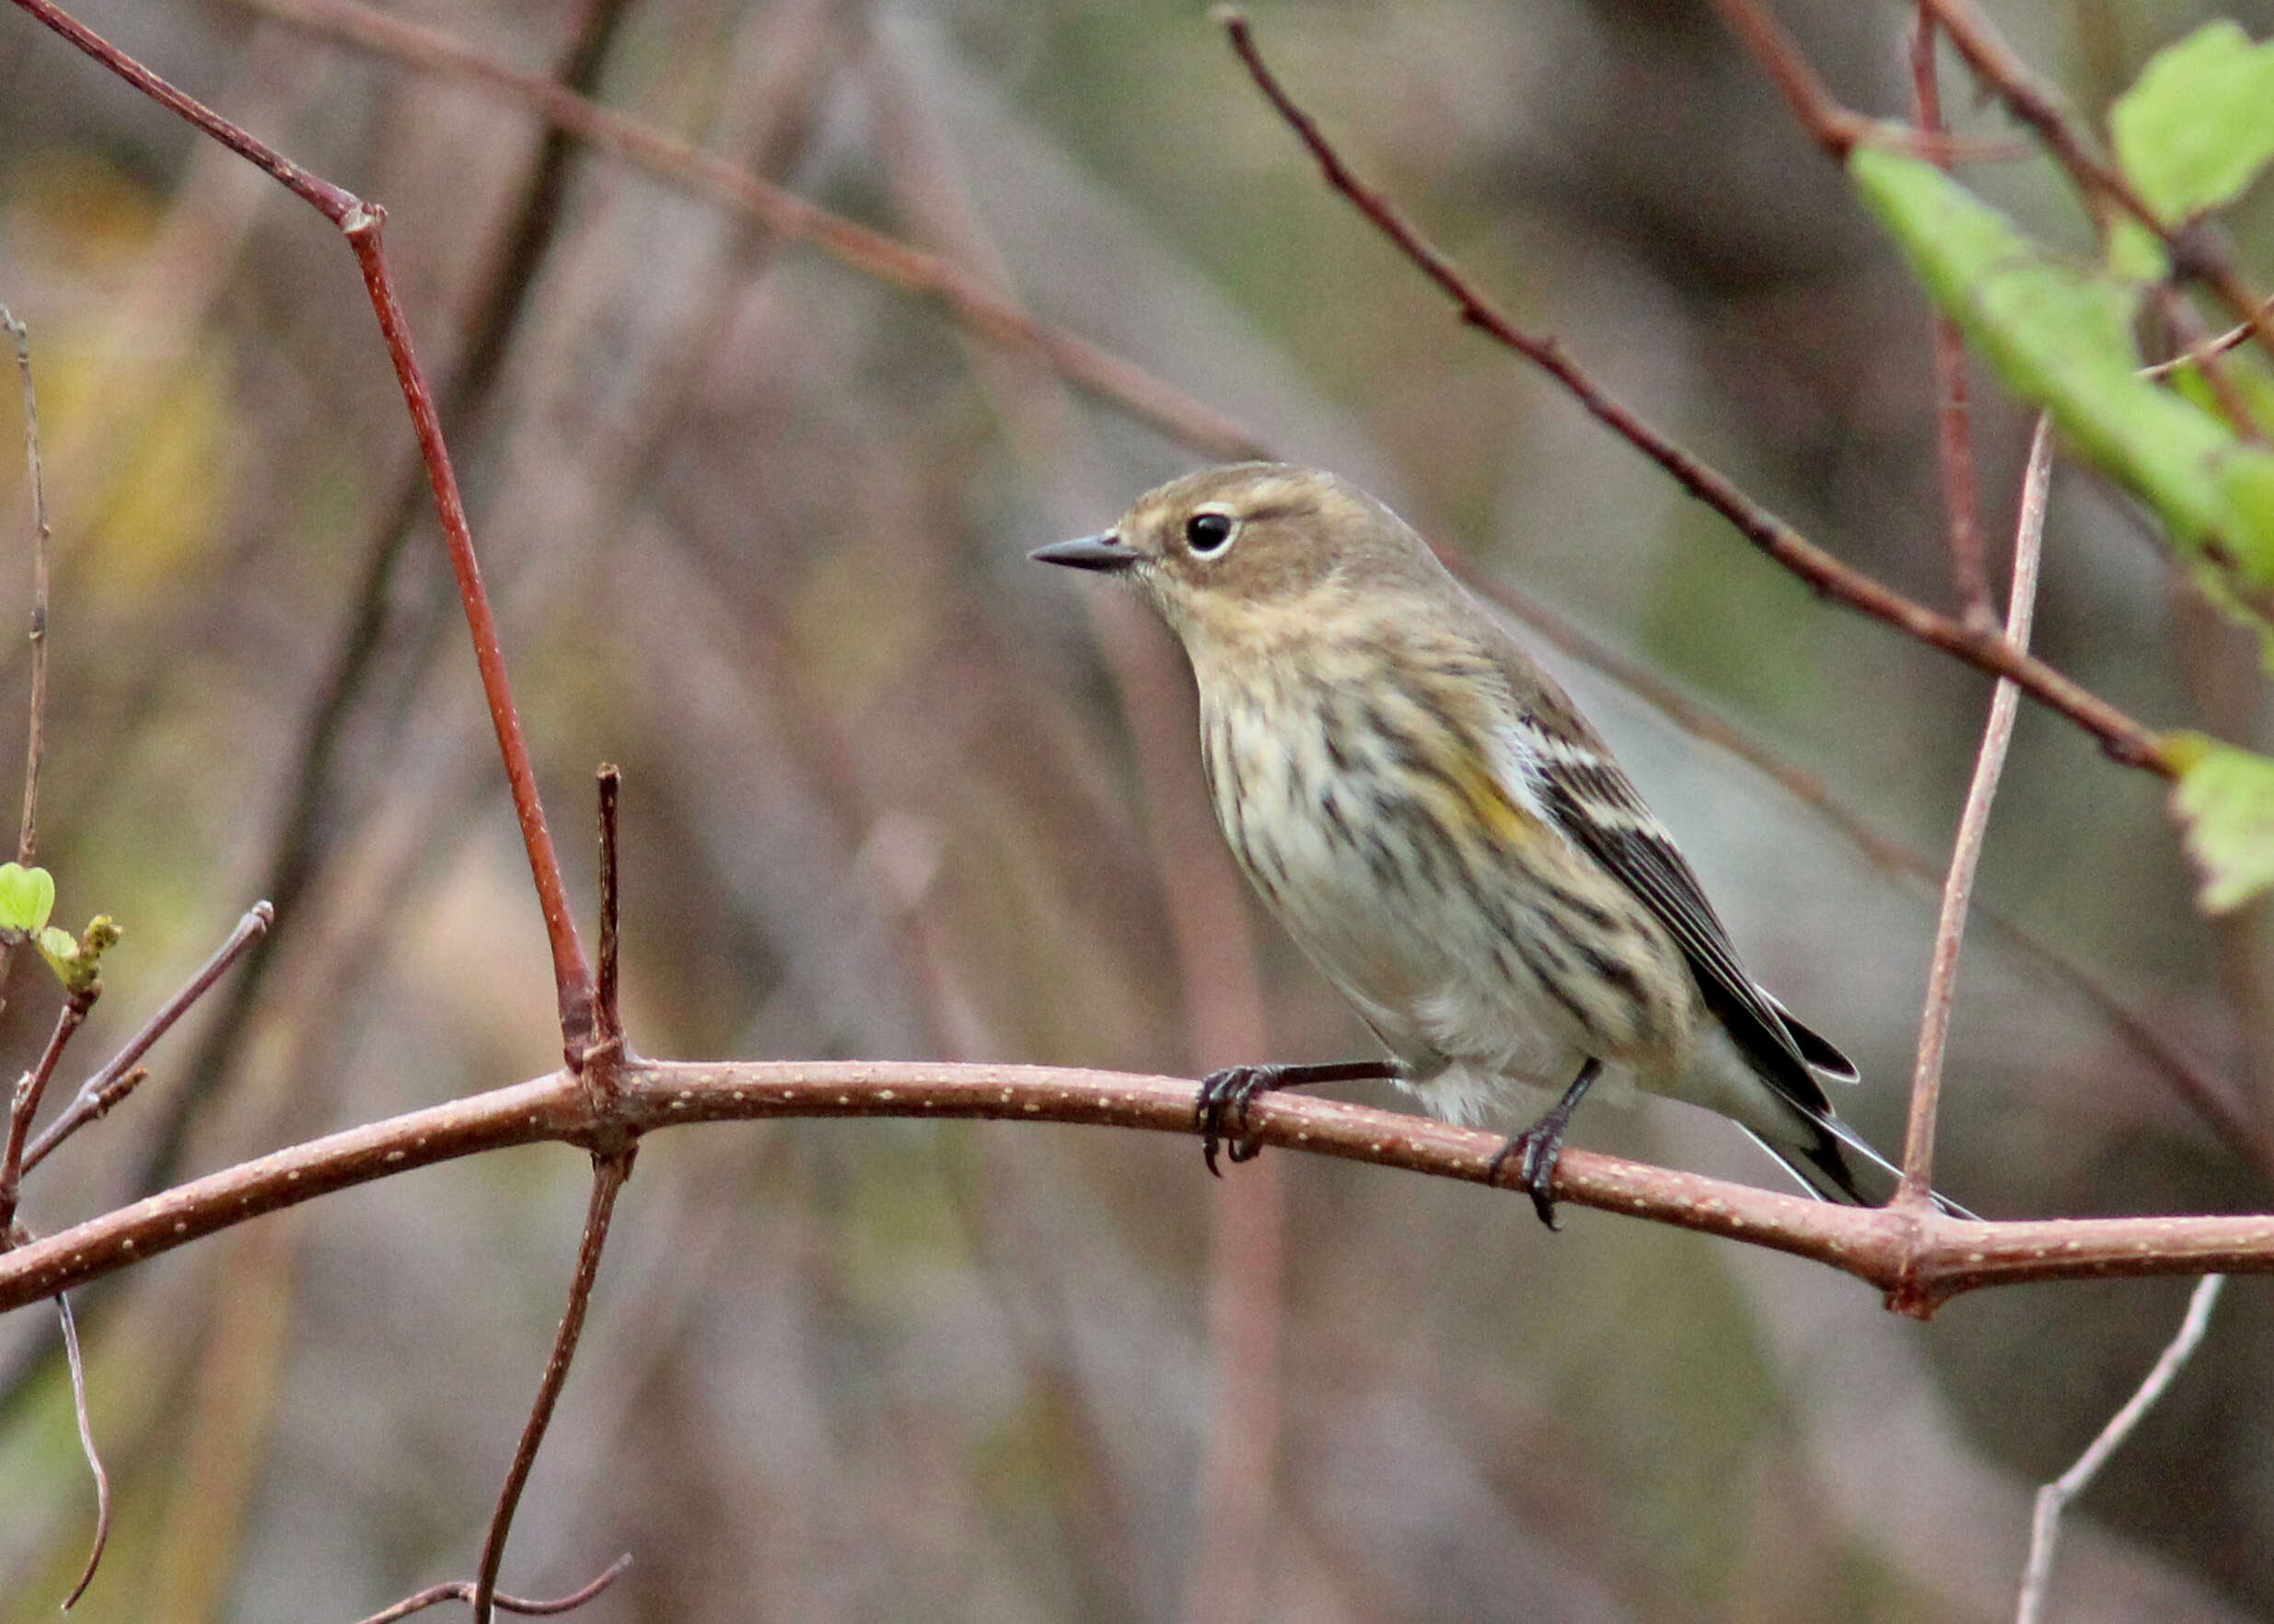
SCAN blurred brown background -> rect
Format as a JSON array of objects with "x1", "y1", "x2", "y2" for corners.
[{"x1": 1, "y1": 1, "x2": 2271, "y2": 1618}]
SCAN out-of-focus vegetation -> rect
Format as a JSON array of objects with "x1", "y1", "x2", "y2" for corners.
[{"x1": 0, "y1": 1, "x2": 2270, "y2": 1619}]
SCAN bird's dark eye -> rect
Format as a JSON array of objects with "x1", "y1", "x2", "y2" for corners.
[{"x1": 1185, "y1": 512, "x2": 1236, "y2": 554}]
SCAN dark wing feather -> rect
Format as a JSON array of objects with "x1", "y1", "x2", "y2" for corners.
[{"x1": 1526, "y1": 743, "x2": 1841, "y2": 1119}]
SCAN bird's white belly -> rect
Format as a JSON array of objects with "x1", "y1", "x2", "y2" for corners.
[{"x1": 1225, "y1": 766, "x2": 1604, "y2": 1095}]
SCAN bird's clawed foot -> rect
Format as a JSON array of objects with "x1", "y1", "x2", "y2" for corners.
[
  {"x1": 1486, "y1": 1122, "x2": 1568, "y2": 1230},
  {"x1": 1196, "y1": 1065, "x2": 1280, "y2": 1175},
  {"x1": 1487, "y1": 1057, "x2": 1600, "y2": 1230}
]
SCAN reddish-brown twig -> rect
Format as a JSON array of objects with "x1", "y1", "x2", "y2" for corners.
[
  {"x1": 354, "y1": 1555, "x2": 632, "y2": 1624},
  {"x1": 8, "y1": 1060, "x2": 2274, "y2": 1321},
  {"x1": 1705, "y1": 0, "x2": 1868, "y2": 157},
  {"x1": 1897, "y1": 415, "x2": 2051, "y2": 1212},
  {"x1": 7, "y1": 0, "x2": 598, "y2": 1055},
  {"x1": 1212, "y1": 9, "x2": 2171, "y2": 777},
  {"x1": 0, "y1": 983, "x2": 99, "y2": 1240},
  {"x1": 24, "y1": 901, "x2": 273, "y2": 1173},
  {"x1": 470, "y1": 1153, "x2": 634, "y2": 1624},
  {"x1": 2153, "y1": 286, "x2": 2270, "y2": 448},
  {"x1": 1909, "y1": 6, "x2": 1997, "y2": 629},
  {"x1": 595, "y1": 767, "x2": 621, "y2": 1050}
]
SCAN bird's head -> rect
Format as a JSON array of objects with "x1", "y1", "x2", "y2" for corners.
[{"x1": 1032, "y1": 463, "x2": 1438, "y2": 660}]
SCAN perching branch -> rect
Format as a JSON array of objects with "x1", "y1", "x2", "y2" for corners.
[{"x1": 6, "y1": 1061, "x2": 2274, "y2": 1321}]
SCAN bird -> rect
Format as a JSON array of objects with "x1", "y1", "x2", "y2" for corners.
[{"x1": 1033, "y1": 461, "x2": 1920, "y2": 1226}]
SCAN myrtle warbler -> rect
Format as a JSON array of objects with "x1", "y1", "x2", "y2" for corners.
[{"x1": 1036, "y1": 462, "x2": 1910, "y2": 1225}]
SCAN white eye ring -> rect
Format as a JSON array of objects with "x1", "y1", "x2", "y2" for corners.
[{"x1": 1184, "y1": 510, "x2": 1236, "y2": 555}]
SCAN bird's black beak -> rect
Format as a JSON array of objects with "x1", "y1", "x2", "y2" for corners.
[{"x1": 1030, "y1": 534, "x2": 1137, "y2": 574}]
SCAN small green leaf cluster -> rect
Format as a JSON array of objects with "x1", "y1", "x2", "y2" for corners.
[
  {"x1": 0, "y1": 862, "x2": 117, "y2": 992},
  {"x1": 1852, "y1": 22, "x2": 2274, "y2": 910}
]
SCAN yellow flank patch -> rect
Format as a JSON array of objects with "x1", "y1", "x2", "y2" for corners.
[{"x1": 1444, "y1": 748, "x2": 1543, "y2": 847}]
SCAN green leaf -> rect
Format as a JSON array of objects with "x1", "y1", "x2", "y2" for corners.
[
  {"x1": 35, "y1": 916, "x2": 118, "y2": 993},
  {"x1": 2110, "y1": 20, "x2": 2274, "y2": 223},
  {"x1": 2169, "y1": 733, "x2": 2274, "y2": 911},
  {"x1": 1848, "y1": 143, "x2": 2274, "y2": 581},
  {"x1": 0, "y1": 862, "x2": 56, "y2": 934}
]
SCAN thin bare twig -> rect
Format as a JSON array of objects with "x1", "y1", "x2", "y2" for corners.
[
  {"x1": 2152, "y1": 286, "x2": 2268, "y2": 449},
  {"x1": 24, "y1": 901, "x2": 273, "y2": 1172},
  {"x1": 2015, "y1": 1272, "x2": 2226, "y2": 1624},
  {"x1": 0, "y1": 984, "x2": 99, "y2": 1238},
  {"x1": 142, "y1": 0, "x2": 640, "y2": 1201},
  {"x1": 1691, "y1": 0, "x2": 2013, "y2": 165},
  {"x1": 1705, "y1": 0, "x2": 1869, "y2": 157},
  {"x1": 8, "y1": 0, "x2": 598, "y2": 1055},
  {"x1": 0, "y1": 307, "x2": 52, "y2": 1040},
  {"x1": 1, "y1": 307, "x2": 50, "y2": 866},
  {"x1": 1909, "y1": 7, "x2": 1996, "y2": 629},
  {"x1": 1213, "y1": 8, "x2": 2171, "y2": 776},
  {"x1": 1897, "y1": 415, "x2": 2052, "y2": 1209},
  {"x1": 56, "y1": 1291, "x2": 110, "y2": 1609},
  {"x1": 471, "y1": 1153, "x2": 634, "y2": 1624},
  {"x1": 354, "y1": 1555, "x2": 633, "y2": 1624},
  {"x1": 2141, "y1": 312, "x2": 2265, "y2": 380}
]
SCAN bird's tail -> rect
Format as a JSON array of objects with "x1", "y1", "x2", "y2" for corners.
[
  {"x1": 1737, "y1": 1114, "x2": 1973, "y2": 1219},
  {"x1": 1743, "y1": 1107, "x2": 1977, "y2": 1220}
]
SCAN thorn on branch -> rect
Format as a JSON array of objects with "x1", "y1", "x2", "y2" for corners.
[{"x1": 595, "y1": 764, "x2": 621, "y2": 1048}]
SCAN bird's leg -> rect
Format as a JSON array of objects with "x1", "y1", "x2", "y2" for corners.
[
  {"x1": 1195, "y1": 1059, "x2": 1405, "y2": 1174},
  {"x1": 1487, "y1": 1058, "x2": 1603, "y2": 1230}
]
